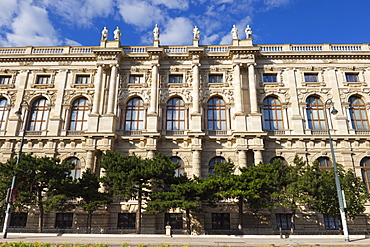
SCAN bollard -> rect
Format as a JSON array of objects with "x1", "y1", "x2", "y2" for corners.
[{"x1": 165, "y1": 224, "x2": 172, "y2": 236}]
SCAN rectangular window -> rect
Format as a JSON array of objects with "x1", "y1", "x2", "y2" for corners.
[
  {"x1": 346, "y1": 73, "x2": 359, "y2": 82},
  {"x1": 209, "y1": 74, "x2": 223, "y2": 83},
  {"x1": 117, "y1": 213, "x2": 136, "y2": 229},
  {"x1": 212, "y1": 213, "x2": 230, "y2": 230},
  {"x1": 169, "y1": 75, "x2": 183, "y2": 84},
  {"x1": 323, "y1": 214, "x2": 340, "y2": 230},
  {"x1": 165, "y1": 213, "x2": 183, "y2": 229},
  {"x1": 55, "y1": 213, "x2": 73, "y2": 229},
  {"x1": 276, "y1": 213, "x2": 292, "y2": 230},
  {"x1": 10, "y1": 213, "x2": 27, "y2": 228},
  {"x1": 263, "y1": 74, "x2": 277, "y2": 83},
  {"x1": 75, "y1": 75, "x2": 90, "y2": 84},
  {"x1": 0, "y1": 75, "x2": 11, "y2": 84},
  {"x1": 36, "y1": 75, "x2": 50, "y2": 84},
  {"x1": 129, "y1": 75, "x2": 144, "y2": 84},
  {"x1": 304, "y1": 73, "x2": 318, "y2": 82}
]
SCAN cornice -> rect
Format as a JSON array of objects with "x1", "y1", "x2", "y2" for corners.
[
  {"x1": 258, "y1": 53, "x2": 370, "y2": 60},
  {"x1": 0, "y1": 55, "x2": 96, "y2": 63}
]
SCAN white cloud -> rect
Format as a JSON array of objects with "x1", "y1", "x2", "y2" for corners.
[
  {"x1": 151, "y1": 0, "x2": 189, "y2": 10},
  {"x1": 0, "y1": 0, "x2": 18, "y2": 28},
  {"x1": 160, "y1": 17, "x2": 193, "y2": 45},
  {"x1": 64, "y1": 38, "x2": 82, "y2": 46},
  {"x1": 264, "y1": 0, "x2": 290, "y2": 8},
  {"x1": 203, "y1": 34, "x2": 219, "y2": 44},
  {"x1": 118, "y1": 0, "x2": 164, "y2": 29},
  {"x1": 4, "y1": 1, "x2": 61, "y2": 47},
  {"x1": 41, "y1": 0, "x2": 114, "y2": 27}
]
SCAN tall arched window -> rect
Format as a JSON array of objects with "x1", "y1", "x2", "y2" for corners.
[
  {"x1": 263, "y1": 96, "x2": 283, "y2": 130},
  {"x1": 349, "y1": 96, "x2": 369, "y2": 131},
  {"x1": 0, "y1": 98, "x2": 8, "y2": 130},
  {"x1": 28, "y1": 98, "x2": 48, "y2": 131},
  {"x1": 306, "y1": 96, "x2": 326, "y2": 130},
  {"x1": 166, "y1": 98, "x2": 185, "y2": 130},
  {"x1": 68, "y1": 157, "x2": 82, "y2": 180},
  {"x1": 207, "y1": 97, "x2": 226, "y2": 130},
  {"x1": 125, "y1": 98, "x2": 145, "y2": 130},
  {"x1": 209, "y1": 156, "x2": 226, "y2": 174},
  {"x1": 171, "y1": 156, "x2": 185, "y2": 177},
  {"x1": 360, "y1": 157, "x2": 370, "y2": 192},
  {"x1": 69, "y1": 97, "x2": 89, "y2": 131},
  {"x1": 317, "y1": 157, "x2": 332, "y2": 170}
]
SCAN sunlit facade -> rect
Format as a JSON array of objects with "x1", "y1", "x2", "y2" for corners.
[{"x1": 0, "y1": 35, "x2": 370, "y2": 234}]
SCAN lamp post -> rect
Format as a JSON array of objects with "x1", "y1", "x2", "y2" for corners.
[
  {"x1": 324, "y1": 99, "x2": 349, "y2": 242},
  {"x1": 2, "y1": 101, "x2": 29, "y2": 239}
]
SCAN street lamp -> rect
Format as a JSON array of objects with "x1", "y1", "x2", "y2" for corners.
[
  {"x1": 2, "y1": 101, "x2": 29, "y2": 239},
  {"x1": 324, "y1": 99, "x2": 349, "y2": 242}
]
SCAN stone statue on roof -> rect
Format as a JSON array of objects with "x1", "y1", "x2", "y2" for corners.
[
  {"x1": 153, "y1": 24, "x2": 160, "y2": 40},
  {"x1": 192, "y1": 26, "x2": 200, "y2": 40},
  {"x1": 231, "y1": 25, "x2": 238, "y2": 39},
  {"x1": 114, "y1": 27, "x2": 122, "y2": 41},
  {"x1": 101, "y1": 27, "x2": 108, "y2": 41},
  {"x1": 245, "y1": 25, "x2": 252, "y2": 39}
]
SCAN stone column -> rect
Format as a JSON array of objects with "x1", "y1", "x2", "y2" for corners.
[
  {"x1": 92, "y1": 65, "x2": 103, "y2": 115},
  {"x1": 107, "y1": 64, "x2": 118, "y2": 115},
  {"x1": 85, "y1": 150, "x2": 95, "y2": 170},
  {"x1": 233, "y1": 64, "x2": 243, "y2": 113},
  {"x1": 254, "y1": 150, "x2": 263, "y2": 164},
  {"x1": 149, "y1": 64, "x2": 159, "y2": 114},
  {"x1": 192, "y1": 150, "x2": 201, "y2": 177},
  {"x1": 192, "y1": 64, "x2": 200, "y2": 113},
  {"x1": 248, "y1": 63, "x2": 258, "y2": 114},
  {"x1": 238, "y1": 150, "x2": 247, "y2": 168}
]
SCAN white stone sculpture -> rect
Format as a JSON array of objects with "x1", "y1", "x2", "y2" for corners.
[
  {"x1": 114, "y1": 27, "x2": 122, "y2": 41},
  {"x1": 101, "y1": 27, "x2": 108, "y2": 41},
  {"x1": 192, "y1": 26, "x2": 200, "y2": 40},
  {"x1": 245, "y1": 25, "x2": 252, "y2": 39},
  {"x1": 153, "y1": 24, "x2": 160, "y2": 40},
  {"x1": 231, "y1": 25, "x2": 238, "y2": 39}
]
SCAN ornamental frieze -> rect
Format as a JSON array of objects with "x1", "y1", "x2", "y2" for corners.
[
  {"x1": 24, "y1": 90, "x2": 58, "y2": 107},
  {"x1": 62, "y1": 90, "x2": 94, "y2": 105}
]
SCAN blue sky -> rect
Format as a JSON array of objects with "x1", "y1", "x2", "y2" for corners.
[{"x1": 1, "y1": 0, "x2": 370, "y2": 47}]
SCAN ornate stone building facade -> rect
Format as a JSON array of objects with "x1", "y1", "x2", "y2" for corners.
[{"x1": 1, "y1": 28, "x2": 370, "y2": 233}]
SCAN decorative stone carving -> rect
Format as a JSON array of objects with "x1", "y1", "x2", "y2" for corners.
[
  {"x1": 245, "y1": 25, "x2": 252, "y2": 39},
  {"x1": 192, "y1": 26, "x2": 200, "y2": 40},
  {"x1": 153, "y1": 24, "x2": 160, "y2": 40},
  {"x1": 231, "y1": 25, "x2": 238, "y2": 39},
  {"x1": 113, "y1": 27, "x2": 121, "y2": 41},
  {"x1": 101, "y1": 27, "x2": 108, "y2": 41}
]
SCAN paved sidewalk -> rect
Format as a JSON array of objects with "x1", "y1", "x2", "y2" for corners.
[{"x1": 2, "y1": 233, "x2": 370, "y2": 246}]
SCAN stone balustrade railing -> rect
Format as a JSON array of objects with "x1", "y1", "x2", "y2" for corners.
[
  {"x1": 259, "y1": 43, "x2": 369, "y2": 52},
  {"x1": 0, "y1": 43, "x2": 369, "y2": 56}
]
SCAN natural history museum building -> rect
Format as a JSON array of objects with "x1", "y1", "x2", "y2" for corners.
[{"x1": 1, "y1": 25, "x2": 370, "y2": 234}]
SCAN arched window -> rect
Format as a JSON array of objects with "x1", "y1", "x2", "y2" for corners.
[
  {"x1": 263, "y1": 96, "x2": 283, "y2": 130},
  {"x1": 125, "y1": 98, "x2": 145, "y2": 130},
  {"x1": 270, "y1": 156, "x2": 288, "y2": 165},
  {"x1": 360, "y1": 157, "x2": 370, "y2": 192},
  {"x1": 69, "y1": 98, "x2": 89, "y2": 131},
  {"x1": 0, "y1": 98, "x2": 8, "y2": 130},
  {"x1": 306, "y1": 96, "x2": 326, "y2": 130},
  {"x1": 68, "y1": 157, "x2": 82, "y2": 180},
  {"x1": 28, "y1": 98, "x2": 48, "y2": 131},
  {"x1": 317, "y1": 157, "x2": 332, "y2": 170},
  {"x1": 166, "y1": 98, "x2": 185, "y2": 130},
  {"x1": 349, "y1": 96, "x2": 369, "y2": 131},
  {"x1": 209, "y1": 156, "x2": 226, "y2": 174},
  {"x1": 171, "y1": 156, "x2": 184, "y2": 177},
  {"x1": 207, "y1": 97, "x2": 226, "y2": 130}
]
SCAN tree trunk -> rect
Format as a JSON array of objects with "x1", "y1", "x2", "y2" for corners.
[
  {"x1": 136, "y1": 185, "x2": 142, "y2": 234},
  {"x1": 290, "y1": 209, "x2": 296, "y2": 235},
  {"x1": 185, "y1": 209, "x2": 191, "y2": 235},
  {"x1": 87, "y1": 211, "x2": 93, "y2": 234},
  {"x1": 237, "y1": 197, "x2": 243, "y2": 231},
  {"x1": 37, "y1": 189, "x2": 44, "y2": 233}
]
